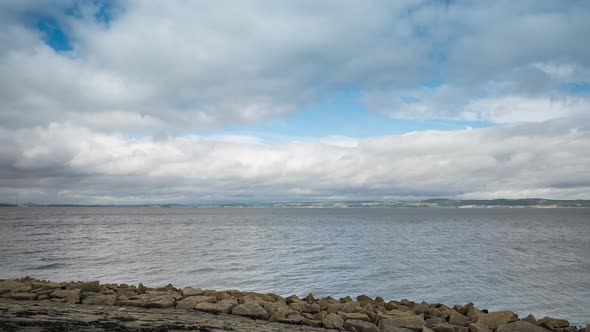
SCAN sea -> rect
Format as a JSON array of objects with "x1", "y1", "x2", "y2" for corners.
[{"x1": 0, "y1": 207, "x2": 588, "y2": 325}]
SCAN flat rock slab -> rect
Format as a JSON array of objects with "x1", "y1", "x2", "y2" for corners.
[{"x1": 0, "y1": 298, "x2": 332, "y2": 331}]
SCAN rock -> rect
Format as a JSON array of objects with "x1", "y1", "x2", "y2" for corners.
[
  {"x1": 268, "y1": 308, "x2": 299, "y2": 322},
  {"x1": 303, "y1": 293, "x2": 315, "y2": 303},
  {"x1": 327, "y1": 301, "x2": 361, "y2": 313},
  {"x1": 286, "y1": 295, "x2": 301, "y2": 304},
  {"x1": 82, "y1": 294, "x2": 116, "y2": 306},
  {"x1": 145, "y1": 295, "x2": 176, "y2": 308},
  {"x1": 50, "y1": 289, "x2": 81, "y2": 303},
  {"x1": 231, "y1": 303, "x2": 269, "y2": 320},
  {"x1": 0, "y1": 281, "x2": 31, "y2": 295},
  {"x1": 99, "y1": 287, "x2": 114, "y2": 295},
  {"x1": 379, "y1": 316, "x2": 426, "y2": 331},
  {"x1": 384, "y1": 310, "x2": 415, "y2": 318},
  {"x1": 302, "y1": 318, "x2": 323, "y2": 327},
  {"x1": 8, "y1": 292, "x2": 37, "y2": 301},
  {"x1": 469, "y1": 323, "x2": 492, "y2": 332},
  {"x1": 475, "y1": 311, "x2": 517, "y2": 330},
  {"x1": 431, "y1": 323, "x2": 456, "y2": 332},
  {"x1": 318, "y1": 299, "x2": 339, "y2": 310},
  {"x1": 466, "y1": 306, "x2": 482, "y2": 321},
  {"x1": 146, "y1": 290, "x2": 183, "y2": 300},
  {"x1": 187, "y1": 295, "x2": 216, "y2": 304},
  {"x1": 440, "y1": 309, "x2": 451, "y2": 320},
  {"x1": 523, "y1": 314, "x2": 537, "y2": 324},
  {"x1": 301, "y1": 302, "x2": 321, "y2": 313},
  {"x1": 340, "y1": 296, "x2": 353, "y2": 303},
  {"x1": 212, "y1": 291, "x2": 232, "y2": 300},
  {"x1": 426, "y1": 317, "x2": 444, "y2": 327},
  {"x1": 278, "y1": 313, "x2": 304, "y2": 324},
  {"x1": 413, "y1": 303, "x2": 431, "y2": 315},
  {"x1": 357, "y1": 295, "x2": 373, "y2": 305},
  {"x1": 77, "y1": 281, "x2": 100, "y2": 293},
  {"x1": 116, "y1": 289, "x2": 138, "y2": 298},
  {"x1": 194, "y1": 299, "x2": 237, "y2": 314},
  {"x1": 339, "y1": 311, "x2": 371, "y2": 321},
  {"x1": 385, "y1": 301, "x2": 399, "y2": 310},
  {"x1": 496, "y1": 321, "x2": 552, "y2": 332},
  {"x1": 267, "y1": 293, "x2": 286, "y2": 303},
  {"x1": 238, "y1": 295, "x2": 259, "y2": 304},
  {"x1": 155, "y1": 283, "x2": 176, "y2": 292},
  {"x1": 181, "y1": 286, "x2": 203, "y2": 297},
  {"x1": 449, "y1": 310, "x2": 471, "y2": 326},
  {"x1": 260, "y1": 300, "x2": 288, "y2": 316},
  {"x1": 116, "y1": 294, "x2": 149, "y2": 307},
  {"x1": 323, "y1": 312, "x2": 345, "y2": 329},
  {"x1": 382, "y1": 327, "x2": 415, "y2": 332},
  {"x1": 344, "y1": 319, "x2": 380, "y2": 332},
  {"x1": 137, "y1": 283, "x2": 146, "y2": 294},
  {"x1": 538, "y1": 316, "x2": 570, "y2": 331},
  {"x1": 242, "y1": 292, "x2": 275, "y2": 303},
  {"x1": 29, "y1": 281, "x2": 62, "y2": 291},
  {"x1": 175, "y1": 297, "x2": 199, "y2": 309}
]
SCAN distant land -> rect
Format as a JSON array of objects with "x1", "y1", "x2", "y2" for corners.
[{"x1": 2, "y1": 198, "x2": 590, "y2": 208}]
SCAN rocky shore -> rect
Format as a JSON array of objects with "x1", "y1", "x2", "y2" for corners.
[{"x1": 0, "y1": 277, "x2": 587, "y2": 332}]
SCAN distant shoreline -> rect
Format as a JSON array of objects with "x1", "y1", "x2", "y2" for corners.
[{"x1": 2, "y1": 198, "x2": 590, "y2": 208}]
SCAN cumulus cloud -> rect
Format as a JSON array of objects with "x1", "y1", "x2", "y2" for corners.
[
  {"x1": 1, "y1": 115, "x2": 589, "y2": 204},
  {"x1": 1, "y1": 0, "x2": 589, "y2": 202},
  {"x1": 1, "y1": 0, "x2": 587, "y2": 131}
]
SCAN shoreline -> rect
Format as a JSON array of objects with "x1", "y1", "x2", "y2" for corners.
[{"x1": 1, "y1": 277, "x2": 587, "y2": 332}]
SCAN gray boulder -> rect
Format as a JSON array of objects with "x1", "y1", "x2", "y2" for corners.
[
  {"x1": 344, "y1": 319, "x2": 380, "y2": 332},
  {"x1": 231, "y1": 303, "x2": 270, "y2": 320},
  {"x1": 379, "y1": 316, "x2": 426, "y2": 331},
  {"x1": 475, "y1": 311, "x2": 516, "y2": 330},
  {"x1": 76, "y1": 281, "x2": 100, "y2": 293},
  {"x1": 449, "y1": 310, "x2": 470, "y2": 326},
  {"x1": 496, "y1": 321, "x2": 552, "y2": 332},
  {"x1": 538, "y1": 316, "x2": 570, "y2": 331},
  {"x1": 468, "y1": 322, "x2": 491, "y2": 332},
  {"x1": 50, "y1": 289, "x2": 81, "y2": 303},
  {"x1": 0, "y1": 281, "x2": 31, "y2": 295},
  {"x1": 323, "y1": 312, "x2": 345, "y2": 329},
  {"x1": 382, "y1": 327, "x2": 416, "y2": 332},
  {"x1": 194, "y1": 299, "x2": 238, "y2": 314},
  {"x1": 82, "y1": 294, "x2": 116, "y2": 306},
  {"x1": 181, "y1": 287, "x2": 203, "y2": 297}
]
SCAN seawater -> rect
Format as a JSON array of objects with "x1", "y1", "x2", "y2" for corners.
[{"x1": 0, "y1": 207, "x2": 588, "y2": 325}]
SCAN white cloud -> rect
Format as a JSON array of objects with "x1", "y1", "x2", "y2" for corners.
[
  {"x1": 3, "y1": 0, "x2": 588, "y2": 131},
  {"x1": 1, "y1": 115, "x2": 589, "y2": 203},
  {"x1": 464, "y1": 96, "x2": 589, "y2": 123},
  {"x1": 0, "y1": 1, "x2": 589, "y2": 201}
]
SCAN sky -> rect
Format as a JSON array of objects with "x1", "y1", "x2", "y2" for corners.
[{"x1": 1, "y1": 0, "x2": 589, "y2": 204}]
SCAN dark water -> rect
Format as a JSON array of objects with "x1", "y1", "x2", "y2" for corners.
[{"x1": 0, "y1": 207, "x2": 588, "y2": 324}]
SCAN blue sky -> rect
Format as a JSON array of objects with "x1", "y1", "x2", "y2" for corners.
[
  {"x1": 219, "y1": 92, "x2": 494, "y2": 140},
  {"x1": 32, "y1": 6, "x2": 495, "y2": 140},
  {"x1": 1, "y1": 1, "x2": 589, "y2": 203}
]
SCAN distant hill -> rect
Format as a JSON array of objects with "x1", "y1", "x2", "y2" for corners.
[
  {"x1": 418, "y1": 198, "x2": 590, "y2": 207},
  {"x1": 237, "y1": 198, "x2": 590, "y2": 208},
  {"x1": 1, "y1": 199, "x2": 589, "y2": 208}
]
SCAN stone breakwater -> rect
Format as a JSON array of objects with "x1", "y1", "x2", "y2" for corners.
[{"x1": 0, "y1": 277, "x2": 587, "y2": 332}]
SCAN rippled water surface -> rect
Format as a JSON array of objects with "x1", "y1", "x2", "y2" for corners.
[{"x1": 0, "y1": 207, "x2": 588, "y2": 324}]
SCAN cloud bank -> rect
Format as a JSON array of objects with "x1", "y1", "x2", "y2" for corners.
[{"x1": 2, "y1": 115, "x2": 589, "y2": 204}]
